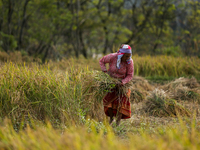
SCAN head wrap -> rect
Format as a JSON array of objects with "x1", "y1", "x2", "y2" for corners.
[{"x1": 116, "y1": 44, "x2": 132, "y2": 69}]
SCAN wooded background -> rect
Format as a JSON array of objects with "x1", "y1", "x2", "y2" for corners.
[{"x1": 0, "y1": 0, "x2": 200, "y2": 62}]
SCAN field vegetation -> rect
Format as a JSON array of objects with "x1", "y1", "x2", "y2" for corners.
[
  {"x1": 0, "y1": 53, "x2": 199, "y2": 149},
  {"x1": 1, "y1": 0, "x2": 200, "y2": 149}
]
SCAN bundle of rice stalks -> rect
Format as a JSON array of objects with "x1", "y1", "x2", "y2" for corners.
[
  {"x1": 130, "y1": 76, "x2": 154, "y2": 103},
  {"x1": 169, "y1": 85, "x2": 200, "y2": 101},
  {"x1": 84, "y1": 71, "x2": 133, "y2": 103},
  {"x1": 144, "y1": 89, "x2": 190, "y2": 117},
  {"x1": 161, "y1": 77, "x2": 200, "y2": 90},
  {"x1": 160, "y1": 77, "x2": 200, "y2": 102}
]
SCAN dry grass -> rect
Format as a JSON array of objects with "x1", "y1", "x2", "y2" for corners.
[
  {"x1": 0, "y1": 56, "x2": 199, "y2": 149},
  {"x1": 159, "y1": 77, "x2": 200, "y2": 102},
  {"x1": 133, "y1": 55, "x2": 200, "y2": 77},
  {"x1": 144, "y1": 89, "x2": 190, "y2": 117},
  {"x1": 129, "y1": 76, "x2": 154, "y2": 103},
  {"x1": 0, "y1": 56, "x2": 199, "y2": 132},
  {"x1": 0, "y1": 52, "x2": 200, "y2": 79},
  {"x1": 86, "y1": 71, "x2": 133, "y2": 101}
]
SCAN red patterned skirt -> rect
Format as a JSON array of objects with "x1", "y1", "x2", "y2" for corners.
[{"x1": 103, "y1": 88, "x2": 131, "y2": 119}]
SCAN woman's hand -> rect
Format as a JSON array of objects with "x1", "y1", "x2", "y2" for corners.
[
  {"x1": 116, "y1": 80, "x2": 123, "y2": 88},
  {"x1": 103, "y1": 70, "x2": 110, "y2": 75}
]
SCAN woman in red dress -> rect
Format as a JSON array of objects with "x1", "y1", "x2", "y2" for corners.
[{"x1": 99, "y1": 44, "x2": 134, "y2": 126}]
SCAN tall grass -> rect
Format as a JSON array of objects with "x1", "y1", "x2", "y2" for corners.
[
  {"x1": 133, "y1": 55, "x2": 200, "y2": 78},
  {"x1": 0, "y1": 52, "x2": 199, "y2": 79},
  {"x1": 0, "y1": 118, "x2": 200, "y2": 150},
  {"x1": 0, "y1": 55, "x2": 199, "y2": 129},
  {"x1": 49, "y1": 55, "x2": 200, "y2": 79},
  {"x1": 0, "y1": 62, "x2": 96, "y2": 129},
  {"x1": 0, "y1": 55, "x2": 200, "y2": 149}
]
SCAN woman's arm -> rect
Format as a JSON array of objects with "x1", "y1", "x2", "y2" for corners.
[
  {"x1": 99, "y1": 53, "x2": 116, "y2": 72},
  {"x1": 121, "y1": 60, "x2": 134, "y2": 85}
]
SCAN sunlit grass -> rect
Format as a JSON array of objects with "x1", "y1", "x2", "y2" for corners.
[
  {"x1": 0, "y1": 55, "x2": 199, "y2": 149},
  {"x1": 0, "y1": 62, "x2": 93, "y2": 130},
  {"x1": 0, "y1": 117, "x2": 199, "y2": 150},
  {"x1": 48, "y1": 55, "x2": 200, "y2": 80},
  {"x1": 0, "y1": 55, "x2": 199, "y2": 130}
]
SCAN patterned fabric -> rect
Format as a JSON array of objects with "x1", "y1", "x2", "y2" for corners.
[
  {"x1": 119, "y1": 44, "x2": 132, "y2": 53},
  {"x1": 116, "y1": 53, "x2": 124, "y2": 69},
  {"x1": 103, "y1": 88, "x2": 131, "y2": 119},
  {"x1": 99, "y1": 53, "x2": 134, "y2": 85},
  {"x1": 116, "y1": 44, "x2": 132, "y2": 69}
]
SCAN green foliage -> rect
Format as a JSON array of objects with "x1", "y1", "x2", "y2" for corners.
[
  {"x1": 0, "y1": 32, "x2": 18, "y2": 50},
  {"x1": 156, "y1": 46, "x2": 183, "y2": 57},
  {"x1": 2, "y1": 0, "x2": 199, "y2": 58}
]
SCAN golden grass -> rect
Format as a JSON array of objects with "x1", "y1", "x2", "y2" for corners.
[
  {"x1": 130, "y1": 76, "x2": 154, "y2": 103},
  {"x1": 0, "y1": 62, "x2": 92, "y2": 129},
  {"x1": 1, "y1": 52, "x2": 200, "y2": 78},
  {"x1": 87, "y1": 70, "x2": 133, "y2": 101},
  {"x1": 0, "y1": 60, "x2": 199, "y2": 130},
  {"x1": 0, "y1": 118, "x2": 200, "y2": 150},
  {"x1": 132, "y1": 55, "x2": 200, "y2": 77},
  {"x1": 159, "y1": 77, "x2": 200, "y2": 102},
  {"x1": 144, "y1": 89, "x2": 190, "y2": 117},
  {"x1": 46, "y1": 55, "x2": 200, "y2": 79},
  {"x1": 0, "y1": 55, "x2": 199, "y2": 149}
]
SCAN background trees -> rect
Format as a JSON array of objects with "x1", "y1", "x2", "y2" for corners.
[{"x1": 0, "y1": 0, "x2": 200, "y2": 62}]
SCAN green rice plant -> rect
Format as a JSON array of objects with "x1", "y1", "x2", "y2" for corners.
[
  {"x1": 132, "y1": 55, "x2": 200, "y2": 78},
  {"x1": 187, "y1": 91, "x2": 200, "y2": 99},
  {"x1": 0, "y1": 62, "x2": 96, "y2": 129}
]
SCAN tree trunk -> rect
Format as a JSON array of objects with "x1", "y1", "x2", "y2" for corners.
[
  {"x1": 74, "y1": 0, "x2": 80, "y2": 58},
  {"x1": 79, "y1": 29, "x2": 87, "y2": 58},
  {"x1": 103, "y1": 26, "x2": 109, "y2": 54},
  {"x1": 7, "y1": 0, "x2": 14, "y2": 34},
  {"x1": 42, "y1": 45, "x2": 51, "y2": 63},
  {"x1": 18, "y1": 0, "x2": 30, "y2": 50}
]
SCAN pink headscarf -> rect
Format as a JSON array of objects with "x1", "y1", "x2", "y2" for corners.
[{"x1": 117, "y1": 44, "x2": 132, "y2": 69}]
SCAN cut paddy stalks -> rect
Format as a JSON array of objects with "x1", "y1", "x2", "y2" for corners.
[
  {"x1": 145, "y1": 89, "x2": 190, "y2": 117},
  {"x1": 86, "y1": 71, "x2": 155, "y2": 103},
  {"x1": 87, "y1": 71, "x2": 133, "y2": 103},
  {"x1": 130, "y1": 76, "x2": 154, "y2": 103},
  {"x1": 160, "y1": 77, "x2": 200, "y2": 102}
]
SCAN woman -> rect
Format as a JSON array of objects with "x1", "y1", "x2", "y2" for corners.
[{"x1": 99, "y1": 44, "x2": 134, "y2": 126}]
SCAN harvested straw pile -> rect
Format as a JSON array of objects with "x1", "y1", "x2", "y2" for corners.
[
  {"x1": 95, "y1": 71, "x2": 133, "y2": 97},
  {"x1": 85, "y1": 72, "x2": 154, "y2": 103},
  {"x1": 85, "y1": 71, "x2": 133, "y2": 102},
  {"x1": 160, "y1": 77, "x2": 200, "y2": 101},
  {"x1": 144, "y1": 89, "x2": 190, "y2": 117},
  {"x1": 161, "y1": 77, "x2": 200, "y2": 90},
  {"x1": 129, "y1": 76, "x2": 154, "y2": 103}
]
